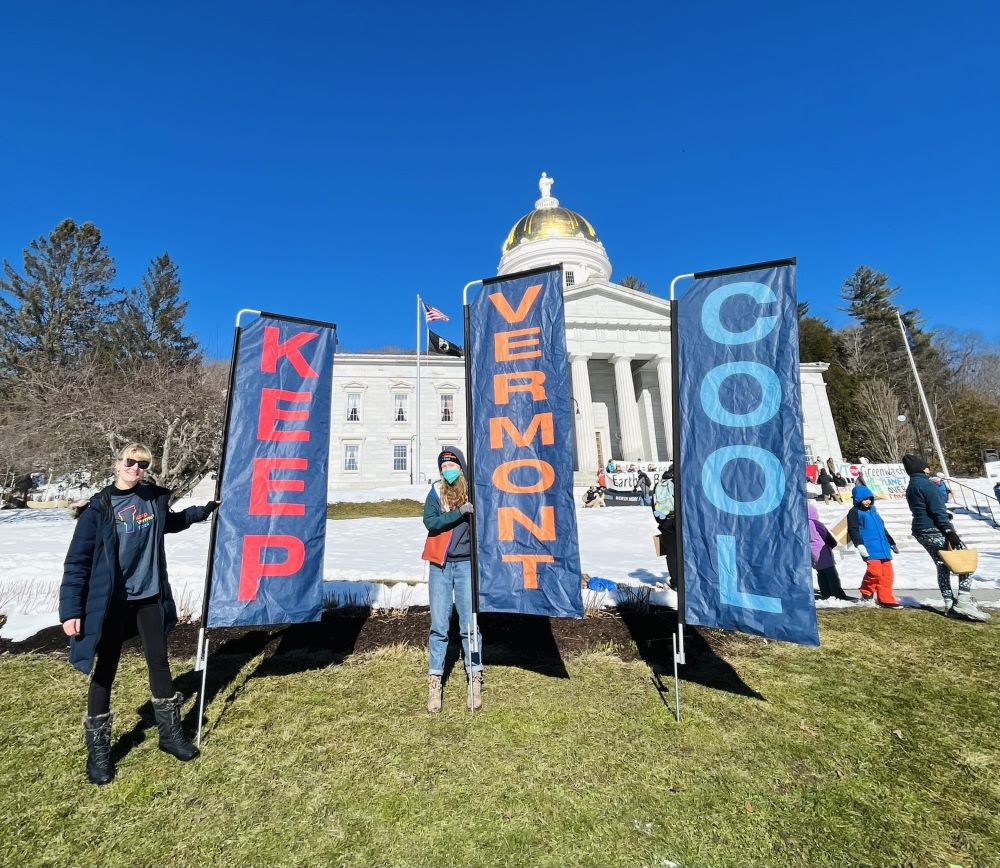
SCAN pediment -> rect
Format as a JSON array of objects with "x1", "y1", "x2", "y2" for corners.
[{"x1": 564, "y1": 280, "x2": 671, "y2": 325}]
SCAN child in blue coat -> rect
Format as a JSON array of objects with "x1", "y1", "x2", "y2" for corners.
[{"x1": 847, "y1": 484, "x2": 901, "y2": 608}]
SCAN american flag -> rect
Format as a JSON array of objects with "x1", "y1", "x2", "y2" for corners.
[{"x1": 423, "y1": 301, "x2": 449, "y2": 323}]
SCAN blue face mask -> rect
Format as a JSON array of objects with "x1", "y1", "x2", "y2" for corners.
[{"x1": 442, "y1": 468, "x2": 461, "y2": 485}]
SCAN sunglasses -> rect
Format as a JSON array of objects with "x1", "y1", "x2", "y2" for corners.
[{"x1": 124, "y1": 458, "x2": 151, "y2": 470}]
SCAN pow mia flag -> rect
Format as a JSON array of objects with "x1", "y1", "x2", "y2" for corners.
[{"x1": 428, "y1": 329, "x2": 463, "y2": 357}]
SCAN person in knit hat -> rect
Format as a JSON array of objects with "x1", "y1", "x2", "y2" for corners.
[
  {"x1": 902, "y1": 453, "x2": 990, "y2": 622},
  {"x1": 847, "y1": 484, "x2": 902, "y2": 608},
  {"x1": 421, "y1": 448, "x2": 484, "y2": 712}
]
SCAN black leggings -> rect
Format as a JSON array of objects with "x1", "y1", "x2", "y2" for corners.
[{"x1": 87, "y1": 597, "x2": 174, "y2": 717}]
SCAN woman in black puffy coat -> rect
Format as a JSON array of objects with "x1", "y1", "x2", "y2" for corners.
[{"x1": 60, "y1": 442, "x2": 217, "y2": 784}]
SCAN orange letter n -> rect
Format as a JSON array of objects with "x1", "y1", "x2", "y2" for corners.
[{"x1": 497, "y1": 506, "x2": 556, "y2": 542}]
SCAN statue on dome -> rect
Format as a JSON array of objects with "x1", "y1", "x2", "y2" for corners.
[{"x1": 539, "y1": 172, "x2": 554, "y2": 199}]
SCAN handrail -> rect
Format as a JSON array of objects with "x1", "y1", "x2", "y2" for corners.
[{"x1": 943, "y1": 477, "x2": 999, "y2": 528}]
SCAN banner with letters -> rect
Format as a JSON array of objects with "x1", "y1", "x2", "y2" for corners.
[
  {"x1": 469, "y1": 265, "x2": 583, "y2": 618},
  {"x1": 207, "y1": 313, "x2": 337, "y2": 627},
  {"x1": 677, "y1": 260, "x2": 818, "y2": 646},
  {"x1": 831, "y1": 461, "x2": 908, "y2": 499}
]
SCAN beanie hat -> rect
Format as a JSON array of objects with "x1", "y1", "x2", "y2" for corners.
[
  {"x1": 902, "y1": 454, "x2": 928, "y2": 476},
  {"x1": 437, "y1": 447, "x2": 468, "y2": 476}
]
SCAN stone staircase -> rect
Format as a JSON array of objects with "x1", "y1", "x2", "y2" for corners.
[{"x1": 814, "y1": 496, "x2": 1000, "y2": 553}]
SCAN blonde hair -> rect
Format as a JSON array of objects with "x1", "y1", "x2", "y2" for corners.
[
  {"x1": 117, "y1": 442, "x2": 153, "y2": 463},
  {"x1": 441, "y1": 475, "x2": 468, "y2": 511}
]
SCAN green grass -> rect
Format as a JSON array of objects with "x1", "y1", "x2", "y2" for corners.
[
  {"x1": 326, "y1": 499, "x2": 423, "y2": 519},
  {"x1": 2, "y1": 610, "x2": 999, "y2": 867}
]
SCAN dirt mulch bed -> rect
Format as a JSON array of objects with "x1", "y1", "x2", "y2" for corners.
[{"x1": 0, "y1": 607, "x2": 766, "y2": 695}]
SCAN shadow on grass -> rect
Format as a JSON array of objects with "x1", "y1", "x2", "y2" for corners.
[
  {"x1": 110, "y1": 609, "x2": 372, "y2": 760},
  {"x1": 616, "y1": 604, "x2": 764, "y2": 706},
  {"x1": 445, "y1": 611, "x2": 570, "y2": 683},
  {"x1": 484, "y1": 612, "x2": 569, "y2": 678}
]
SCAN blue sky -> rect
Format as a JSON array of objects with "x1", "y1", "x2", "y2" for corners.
[{"x1": 2, "y1": 1, "x2": 997, "y2": 357}]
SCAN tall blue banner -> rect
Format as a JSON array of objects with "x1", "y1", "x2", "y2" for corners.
[
  {"x1": 207, "y1": 314, "x2": 336, "y2": 627},
  {"x1": 677, "y1": 261, "x2": 818, "y2": 646},
  {"x1": 469, "y1": 265, "x2": 583, "y2": 618}
]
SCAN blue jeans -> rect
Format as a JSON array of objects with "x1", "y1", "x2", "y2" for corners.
[{"x1": 428, "y1": 559, "x2": 483, "y2": 676}]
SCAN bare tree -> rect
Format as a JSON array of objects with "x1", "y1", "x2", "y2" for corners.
[
  {"x1": 0, "y1": 356, "x2": 226, "y2": 500},
  {"x1": 853, "y1": 378, "x2": 905, "y2": 462}
]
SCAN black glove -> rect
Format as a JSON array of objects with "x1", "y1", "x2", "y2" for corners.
[
  {"x1": 944, "y1": 529, "x2": 963, "y2": 550},
  {"x1": 203, "y1": 500, "x2": 220, "y2": 516}
]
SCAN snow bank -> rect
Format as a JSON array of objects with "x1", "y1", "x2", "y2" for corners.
[{"x1": 2, "y1": 481, "x2": 998, "y2": 641}]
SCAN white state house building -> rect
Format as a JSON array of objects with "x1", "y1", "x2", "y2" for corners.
[{"x1": 328, "y1": 174, "x2": 842, "y2": 490}]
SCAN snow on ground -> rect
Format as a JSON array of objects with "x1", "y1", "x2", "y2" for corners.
[{"x1": 3, "y1": 481, "x2": 999, "y2": 642}]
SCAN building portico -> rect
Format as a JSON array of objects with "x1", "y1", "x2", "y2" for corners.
[{"x1": 326, "y1": 173, "x2": 843, "y2": 490}]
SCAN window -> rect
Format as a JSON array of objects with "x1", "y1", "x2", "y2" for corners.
[
  {"x1": 346, "y1": 392, "x2": 361, "y2": 423},
  {"x1": 394, "y1": 393, "x2": 408, "y2": 422},
  {"x1": 565, "y1": 271, "x2": 575, "y2": 286},
  {"x1": 393, "y1": 444, "x2": 408, "y2": 471},
  {"x1": 440, "y1": 394, "x2": 454, "y2": 423},
  {"x1": 344, "y1": 443, "x2": 359, "y2": 472}
]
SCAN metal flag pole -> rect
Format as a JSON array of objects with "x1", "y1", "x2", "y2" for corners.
[
  {"x1": 668, "y1": 273, "x2": 693, "y2": 722},
  {"x1": 195, "y1": 307, "x2": 259, "y2": 747},
  {"x1": 462, "y1": 278, "x2": 484, "y2": 714},
  {"x1": 416, "y1": 295, "x2": 423, "y2": 484},
  {"x1": 897, "y1": 310, "x2": 950, "y2": 478}
]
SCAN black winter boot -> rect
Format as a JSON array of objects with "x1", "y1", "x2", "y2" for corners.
[
  {"x1": 83, "y1": 712, "x2": 115, "y2": 785},
  {"x1": 151, "y1": 692, "x2": 199, "y2": 761}
]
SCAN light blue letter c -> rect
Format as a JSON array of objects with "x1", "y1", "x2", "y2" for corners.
[{"x1": 701, "y1": 281, "x2": 778, "y2": 345}]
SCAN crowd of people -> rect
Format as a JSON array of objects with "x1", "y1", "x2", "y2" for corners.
[
  {"x1": 583, "y1": 461, "x2": 663, "y2": 508},
  {"x1": 57, "y1": 440, "x2": 993, "y2": 787},
  {"x1": 804, "y1": 453, "x2": 991, "y2": 622}
]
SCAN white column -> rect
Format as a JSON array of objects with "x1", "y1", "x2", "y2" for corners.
[
  {"x1": 570, "y1": 354, "x2": 598, "y2": 475},
  {"x1": 655, "y1": 355, "x2": 673, "y2": 460},
  {"x1": 611, "y1": 354, "x2": 644, "y2": 460},
  {"x1": 638, "y1": 386, "x2": 658, "y2": 461}
]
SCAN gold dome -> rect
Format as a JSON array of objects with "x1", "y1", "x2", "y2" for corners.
[{"x1": 502, "y1": 207, "x2": 600, "y2": 254}]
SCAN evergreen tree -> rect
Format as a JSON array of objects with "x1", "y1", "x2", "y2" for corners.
[
  {"x1": 0, "y1": 219, "x2": 116, "y2": 383},
  {"x1": 839, "y1": 265, "x2": 954, "y2": 461},
  {"x1": 798, "y1": 316, "x2": 864, "y2": 459},
  {"x1": 108, "y1": 253, "x2": 199, "y2": 366},
  {"x1": 938, "y1": 387, "x2": 1000, "y2": 475}
]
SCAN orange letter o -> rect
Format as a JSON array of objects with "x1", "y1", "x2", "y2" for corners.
[{"x1": 492, "y1": 459, "x2": 555, "y2": 494}]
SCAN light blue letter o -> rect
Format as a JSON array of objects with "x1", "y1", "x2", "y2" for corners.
[
  {"x1": 700, "y1": 362, "x2": 781, "y2": 428},
  {"x1": 701, "y1": 445, "x2": 785, "y2": 516}
]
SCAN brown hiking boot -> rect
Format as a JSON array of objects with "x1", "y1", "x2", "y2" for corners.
[
  {"x1": 427, "y1": 675, "x2": 443, "y2": 714},
  {"x1": 468, "y1": 671, "x2": 483, "y2": 711}
]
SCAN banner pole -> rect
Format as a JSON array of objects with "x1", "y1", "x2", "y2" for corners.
[
  {"x1": 196, "y1": 636, "x2": 209, "y2": 747},
  {"x1": 416, "y1": 295, "x2": 422, "y2": 485},
  {"x1": 194, "y1": 307, "x2": 258, "y2": 747},
  {"x1": 669, "y1": 275, "x2": 692, "y2": 669},
  {"x1": 896, "y1": 310, "x2": 950, "y2": 477},
  {"x1": 462, "y1": 279, "x2": 483, "y2": 713}
]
